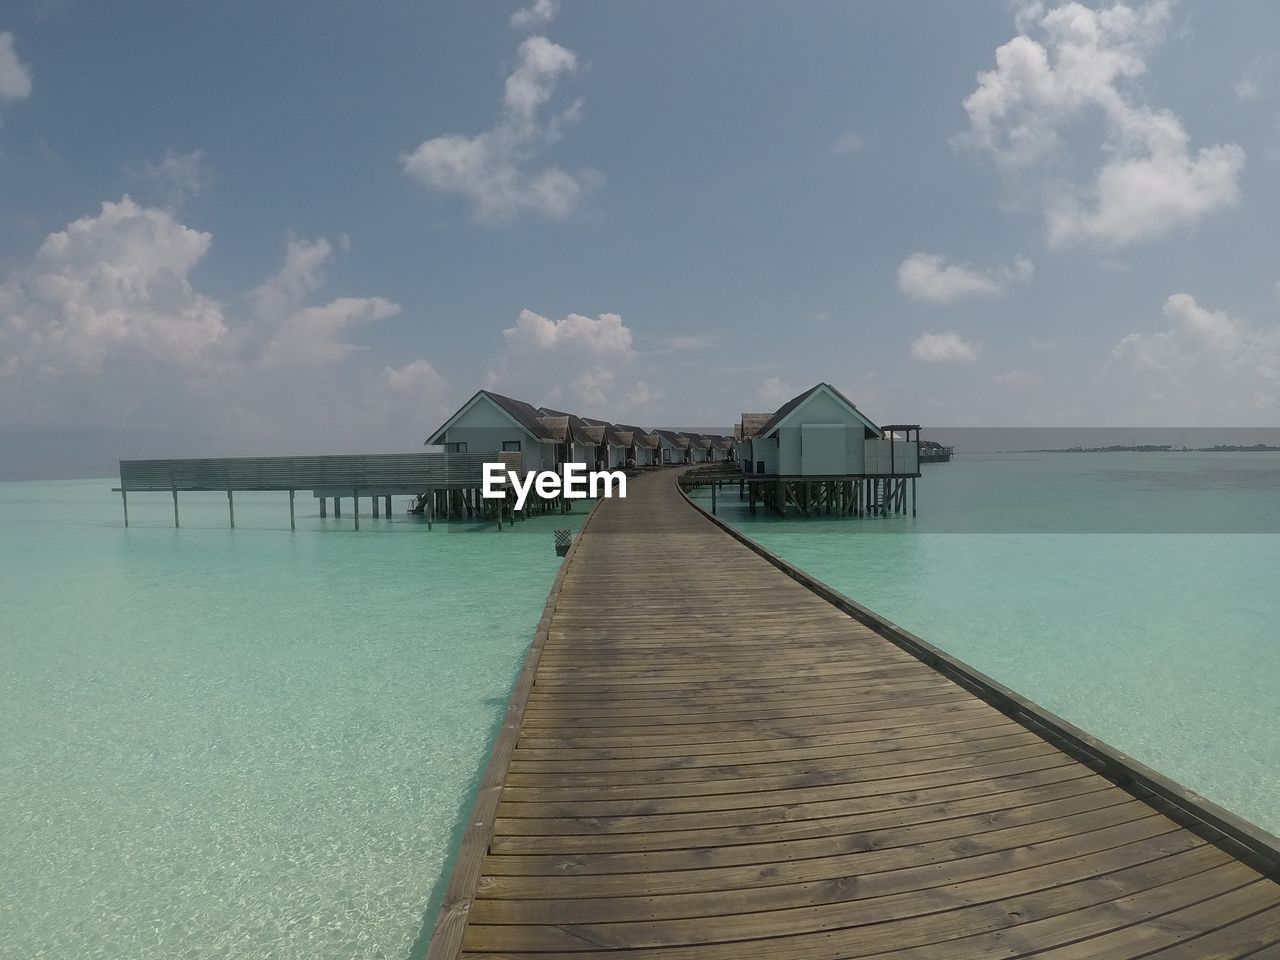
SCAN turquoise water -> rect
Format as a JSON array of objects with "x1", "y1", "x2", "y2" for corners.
[
  {"x1": 690, "y1": 452, "x2": 1280, "y2": 836},
  {"x1": 5, "y1": 460, "x2": 1279, "y2": 958},
  {"x1": 0, "y1": 481, "x2": 589, "y2": 960}
]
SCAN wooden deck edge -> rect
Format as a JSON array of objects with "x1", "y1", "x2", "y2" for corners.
[
  {"x1": 677, "y1": 478, "x2": 1280, "y2": 881},
  {"x1": 420, "y1": 501, "x2": 603, "y2": 960}
]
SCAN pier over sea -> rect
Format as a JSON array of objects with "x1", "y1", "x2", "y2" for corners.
[{"x1": 426, "y1": 468, "x2": 1280, "y2": 959}]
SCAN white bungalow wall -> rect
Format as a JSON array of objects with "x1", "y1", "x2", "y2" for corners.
[
  {"x1": 752, "y1": 436, "x2": 780, "y2": 474},
  {"x1": 863, "y1": 438, "x2": 919, "y2": 475},
  {"x1": 774, "y1": 389, "x2": 876, "y2": 475},
  {"x1": 432, "y1": 396, "x2": 557, "y2": 471}
]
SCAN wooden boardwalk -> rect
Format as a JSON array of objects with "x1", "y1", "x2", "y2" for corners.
[{"x1": 426, "y1": 469, "x2": 1280, "y2": 959}]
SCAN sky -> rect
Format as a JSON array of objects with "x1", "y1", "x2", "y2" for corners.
[{"x1": 2, "y1": 1, "x2": 1280, "y2": 478}]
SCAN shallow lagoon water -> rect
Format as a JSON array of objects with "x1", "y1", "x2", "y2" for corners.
[
  {"x1": 690, "y1": 451, "x2": 1280, "y2": 836},
  {"x1": 0, "y1": 480, "x2": 589, "y2": 959},
  {"x1": 5, "y1": 456, "x2": 1280, "y2": 958}
]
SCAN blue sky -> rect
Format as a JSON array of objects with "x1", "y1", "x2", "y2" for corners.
[{"x1": 2, "y1": 1, "x2": 1279, "y2": 477}]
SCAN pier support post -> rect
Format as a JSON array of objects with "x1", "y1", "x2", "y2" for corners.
[
  {"x1": 427, "y1": 487, "x2": 433, "y2": 530},
  {"x1": 172, "y1": 489, "x2": 180, "y2": 528},
  {"x1": 289, "y1": 489, "x2": 296, "y2": 529},
  {"x1": 227, "y1": 490, "x2": 235, "y2": 528},
  {"x1": 912, "y1": 478, "x2": 917, "y2": 518},
  {"x1": 353, "y1": 489, "x2": 360, "y2": 530},
  {"x1": 334, "y1": 498, "x2": 341, "y2": 519},
  {"x1": 373, "y1": 496, "x2": 380, "y2": 519},
  {"x1": 320, "y1": 497, "x2": 327, "y2": 518},
  {"x1": 384, "y1": 495, "x2": 392, "y2": 516},
  {"x1": 121, "y1": 489, "x2": 129, "y2": 528},
  {"x1": 711, "y1": 481, "x2": 717, "y2": 515}
]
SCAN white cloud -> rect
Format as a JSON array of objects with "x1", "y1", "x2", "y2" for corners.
[
  {"x1": 260, "y1": 296, "x2": 401, "y2": 368},
  {"x1": 832, "y1": 130, "x2": 864, "y2": 155},
  {"x1": 0, "y1": 197, "x2": 438, "y2": 459},
  {"x1": 0, "y1": 32, "x2": 32, "y2": 103},
  {"x1": 385, "y1": 358, "x2": 447, "y2": 403},
  {"x1": 511, "y1": 0, "x2": 557, "y2": 30},
  {"x1": 1112, "y1": 293, "x2": 1280, "y2": 377},
  {"x1": 1234, "y1": 77, "x2": 1260, "y2": 101},
  {"x1": 402, "y1": 34, "x2": 596, "y2": 222},
  {"x1": 910, "y1": 332, "x2": 979, "y2": 362},
  {"x1": 503, "y1": 35, "x2": 576, "y2": 121},
  {"x1": 574, "y1": 369, "x2": 615, "y2": 406},
  {"x1": 1107, "y1": 293, "x2": 1280, "y2": 416},
  {"x1": 502, "y1": 308, "x2": 633, "y2": 354},
  {"x1": 897, "y1": 253, "x2": 1033, "y2": 303},
  {"x1": 249, "y1": 236, "x2": 333, "y2": 322},
  {"x1": 6, "y1": 197, "x2": 227, "y2": 374},
  {"x1": 624, "y1": 381, "x2": 662, "y2": 406},
  {"x1": 137, "y1": 149, "x2": 213, "y2": 204},
  {"x1": 960, "y1": 1, "x2": 1244, "y2": 247},
  {"x1": 486, "y1": 308, "x2": 636, "y2": 409},
  {"x1": 758, "y1": 376, "x2": 797, "y2": 406}
]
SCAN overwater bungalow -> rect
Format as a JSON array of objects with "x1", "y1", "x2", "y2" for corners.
[
  {"x1": 710, "y1": 434, "x2": 735, "y2": 462},
  {"x1": 736, "y1": 411, "x2": 774, "y2": 473},
  {"x1": 581, "y1": 417, "x2": 633, "y2": 469},
  {"x1": 615, "y1": 425, "x2": 661, "y2": 467},
  {"x1": 654, "y1": 429, "x2": 691, "y2": 465},
  {"x1": 685, "y1": 433, "x2": 713, "y2": 462},
  {"x1": 426, "y1": 389, "x2": 563, "y2": 471},
  {"x1": 538, "y1": 407, "x2": 606, "y2": 468},
  {"x1": 734, "y1": 382, "x2": 921, "y2": 516}
]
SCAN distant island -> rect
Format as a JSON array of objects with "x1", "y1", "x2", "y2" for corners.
[{"x1": 1014, "y1": 444, "x2": 1280, "y2": 453}]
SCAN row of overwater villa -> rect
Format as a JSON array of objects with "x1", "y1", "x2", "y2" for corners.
[
  {"x1": 113, "y1": 381, "x2": 930, "y2": 527},
  {"x1": 426, "y1": 381, "x2": 926, "y2": 518}
]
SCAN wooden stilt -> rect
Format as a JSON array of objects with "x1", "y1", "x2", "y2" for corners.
[
  {"x1": 227, "y1": 490, "x2": 235, "y2": 528},
  {"x1": 173, "y1": 489, "x2": 180, "y2": 528},
  {"x1": 384, "y1": 495, "x2": 392, "y2": 516},
  {"x1": 353, "y1": 489, "x2": 360, "y2": 529},
  {"x1": 373, "y1": 495, "x2": 380, "y2": 519},
  {"x1": 121, "y1": 489, "x2": 129, "y2": 528},
  {"x1": 913, "y1": 477, "x2": 918, "y2": 517},
  {"x1": 334, "y1": 497, "x2": 341, "y2": 519},
  {"x1": 711, "y1": 481, "x2": 717, "y2": 515},
  {"x1": 320, "y1": 497, "x2": 327, "y2": 518},
  {"x1": 289, "y1": 489, "x2": 295, "y2": 530}
]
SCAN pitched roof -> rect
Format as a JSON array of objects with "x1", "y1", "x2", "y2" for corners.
[
  {"x1": 633, "y1": 432, "x2": 660, "y2": 448},
  {"x1": 756, "y1": 383, "x2": 880, "y2": 438},
  {"x1": 536, "y1": 415, "x2": 570, "y2": 440},
  {"x1": 582, "y1": 417, "x2": 633, "y2": 447},
  {"x1": 740, "y1": 412, "x2": 773, "y2": 438},
  {"x1": 540, "y1": 407, "x2": 602, "y2": 446},
  {"x1": 577, "y1": 424, "x2": 606, "y2": 444},
  {"x1": 685, "y1": 433, "x2": 712, "y2": 449},
  {"x1": 426, "y1": 389, "x2": 558, "y2": 444},
  {"x1": 655, "y1": 429, "x2": 689, "y2": 448}
]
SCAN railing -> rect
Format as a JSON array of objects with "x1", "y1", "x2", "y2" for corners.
[{"x1": 118, "y1": 452, "x2": 521, "y2": 492}]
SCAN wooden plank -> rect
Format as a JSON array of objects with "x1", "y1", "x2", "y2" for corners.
[
  {"x1": 422, "y1": 468, "x2": 1280, "y2": 960},
  {"x1": 421, "y1": 500, "x2": 600, "y2": 960}
]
